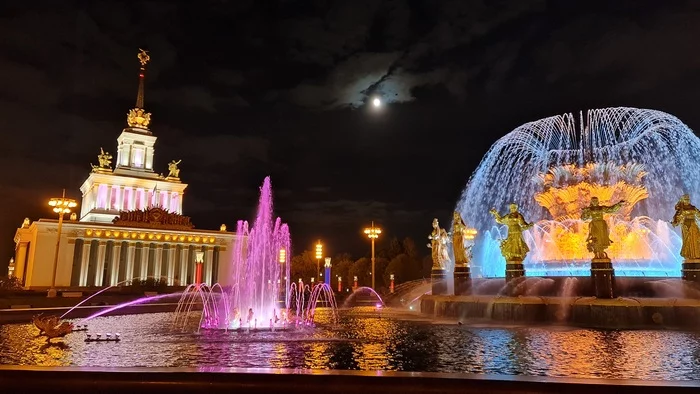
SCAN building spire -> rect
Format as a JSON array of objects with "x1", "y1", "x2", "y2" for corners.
[
  {"x1": 136, "y1": 48, "x2": 150, "y2": 108},
  {"x1": 126, "y1": 49, "x2": 152, "y2": 130}
]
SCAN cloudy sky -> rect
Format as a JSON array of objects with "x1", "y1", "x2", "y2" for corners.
[{"x1": 2, "y1": 0, "x2": 700, "y2": 270}]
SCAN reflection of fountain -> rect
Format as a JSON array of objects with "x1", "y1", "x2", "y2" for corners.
[
  {"x1": 172, "y1": 177, "x2": 337, "y2": 330},
  {"x1": 457, "y1": 108, "x2": 700, "y2": 277}
]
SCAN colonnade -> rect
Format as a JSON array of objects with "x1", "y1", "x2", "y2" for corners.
[
  {"x1": 90, "y1": 185, "x2": 183, "y2": 214},
  {"x1": 69, "y1": 239, "x2": 219, "y2": 287}
]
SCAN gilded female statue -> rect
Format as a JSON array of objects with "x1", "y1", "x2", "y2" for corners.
[
  {"x1": 489, "y1": 203, "x2": 533, "y2": 261},
  {"x1": 428, "y1": 218, "x2": 450, "y2": 269},
  {"x1": 452, "y1": 211, "x2": 471, "y2": 266},
  {"x1": 581, "y1": 197, "x2": 626, "y2": 259},
  {"x1": 671, "y1": 194, "x2": 700, "y2": 260}
]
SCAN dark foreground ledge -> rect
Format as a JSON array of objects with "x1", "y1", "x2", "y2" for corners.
[{"x1": 0, "y1": 366, "x2": 698, "y2": 394}]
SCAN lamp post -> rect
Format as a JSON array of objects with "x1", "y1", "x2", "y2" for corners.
[
  {"x1": 47, "y1": 189, "x2": 78, "y2": 297},
  {"x1": 363, "y1": 222, "x2": 382, "y2": 290},
  {"x1": 315, "y1": 241, "x2": 323, "y2": 281},
  {"x1": 337, "y1": 276, "x2": 342, "y2": 292},
  {"x1": 390, "y1": 274, "x2": 395, "y2": 294},
  {"x1": 194, "y1": 250, "x2": 204, "y2": 286},
  {"x1": 279, "y1": 248, "x2": 287, "y2": 305},
  {"x1": 324, "y1": 257, "x2": 331, "y2": 287}
]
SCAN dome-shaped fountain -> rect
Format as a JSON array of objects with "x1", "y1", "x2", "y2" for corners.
[{"x1": 456, "y1": 107, "x2": 700, "y2": 277}]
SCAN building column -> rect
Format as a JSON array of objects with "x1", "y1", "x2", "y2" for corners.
[
  {"x1": 114, "y1": 186, "x2": 122, "y2": 211},
  {"x1": 125, "y1": 242, "x2": 137, "y2": 283},
  {"x1": 178, "y1": 194, "x2": 183, "y2": 214},
  {"x1": 154, "y1": 244, "x2": 164, "y2": 281},
  {"x1": 159, "y1": 244, "x2": 169, "y2": 281},
  {"x1": 95, "y1": 241, "x2": 107, "y2": 286},
  {"x1": 212, "y1": 246, "x2": 220, "y2": 284},
  {"x1": 106, "y1": 185, "x2": 113, "y2": 210},
  {"x1": 79, "y1": 241, "x2": 92, "y2": 286},
  {"x1": 179, "y1": 245, "x2": 189, "y2": 286},
  {"x1": 108, "y1": 242, "x2": 122, "y2": 286},
  {"x1": 204, "y1": 246, "x2": 214, "y2": 285},
  {"x1": 139, "y1": 243, "x2": 150, "y2": 281},
  {"x1": 167, "y1": 245, "x2": 176, "y2": 285},
  {"x1": 13, "y1": 242, "x2": 29, "y2": 286},
  {"x1": 117, "y1": 242, "x2": 129, "y2": 283},
  {"x1": 163, "y1": 191, "x2": 170, "y2": 212}
]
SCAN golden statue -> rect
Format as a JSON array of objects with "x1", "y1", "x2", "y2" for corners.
[
  {"x1": 127, "y1": 107, "x2": 152, "y2": 129},
  {"x1": 489, "y1": 203, "x2": 533, "y2": 261},
  {"x1": 22, "y1": 217, "x2": 30, "y2": 228},
  {"x1": 32, "y1": 314, "x2": 73, "y2": 343},
  {"x1": 581, "y1": 196, "x2": 626, "y2": 259},
  {"x1": 452, "y1": 211, "x2": 472, "y2": 267},
  {"x1": 98, "y1": 147, "x2": 112, "y2": 168},
  {"x1": 428, "y1": 218, "x2": 451, "y2": 269},
  {"x1": 671, "y1": 194, "x2": 700, "y2": 260},
  {"x1": 167, "y1": 159, "x2": 182, "y2": 178},
  {"x1": 137, "y1": 48, "x2": 150, "y2": 66}
]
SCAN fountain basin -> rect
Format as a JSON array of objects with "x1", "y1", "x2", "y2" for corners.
[{"x1": 421, "y1": 294, "x2": 700, "y2": 329}]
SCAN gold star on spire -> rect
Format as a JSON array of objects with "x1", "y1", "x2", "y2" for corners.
[{"x1": 127, "y1": 49, "x2": 152, "y2": 130}]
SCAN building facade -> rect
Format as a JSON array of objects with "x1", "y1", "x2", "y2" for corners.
[{"x1": 12, "y1": 50, "x2": 239, "y2": 290}]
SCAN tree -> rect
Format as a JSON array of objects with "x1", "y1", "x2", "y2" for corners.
[
  {"x1": 388, "y1": 237, "x2": 403, "y2": 260},
  {"x1": 385, "y1": 253, "x2": 409, "y2": 285},
  {"x1": 403, "y1": 237, "x2": 418, "y2": 260},
  {"x1": 421, "y1": 255, "x2": 433, "y2": 278},
  {"x1": 290, "y1": 250, "x2": 317, "y2": 284},
  {"x1": 349, "y1": 257, "x2": 371, "y2": 287},
  {"x1": 332, "y1": 253, "x2": 354, "y2": 291}
]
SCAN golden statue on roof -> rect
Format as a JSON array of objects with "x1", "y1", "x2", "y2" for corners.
[{"x1": 137, "y1": 48, "x2": 150, "y2": 67}]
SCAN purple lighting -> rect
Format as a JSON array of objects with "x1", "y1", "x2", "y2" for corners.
[{"x1": 226, "y1": 177, "x2": 291, "y2": 327}]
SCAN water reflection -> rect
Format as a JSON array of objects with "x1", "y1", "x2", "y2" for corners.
[{"x1": 1, "y1": 309, "x2": 700, "y2": 380}]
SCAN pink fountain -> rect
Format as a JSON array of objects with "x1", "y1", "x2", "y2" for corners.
[{"x1": 173, "y1": 177, "x2": 337, "y2": 331}]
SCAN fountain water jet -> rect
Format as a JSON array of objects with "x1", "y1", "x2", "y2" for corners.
[{"x1": 172, "y1": 177, "x2": 338, "y2": 330}]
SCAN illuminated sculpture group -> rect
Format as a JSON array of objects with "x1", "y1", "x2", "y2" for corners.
[{"x1": 432, "y1": 193, "x2": 700, "y2": 298}]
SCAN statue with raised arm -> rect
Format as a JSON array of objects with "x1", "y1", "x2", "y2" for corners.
[
  {"x1": 167, "y1": 160, "x2": 182, "y2": 178},
  {"x1": 581, "y1": 197, "x2": 626, "y2": 259},
  {"x1": 672, "y1": 194, "x2": 700, "y2": 260},
  {"x1": 428, "y1": 218, "x2": 451, "y2": 269},
  {"x1": 489, "y1": 203, "x2": 533, "y2": 261},
  {"x1": 452, "y1": 211, "x2": 473, "y2": 267},
  {"x1": 92, "y1": 148, "x2": 112, "y2": 171}
]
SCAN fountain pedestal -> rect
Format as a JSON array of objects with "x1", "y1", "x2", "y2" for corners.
[
  {"x1": 505, "y1": 259, "x2": 525, "y2": 282},
  {"x1": 682, "y1": 259, "x2": 700, "y2": 282},
  {"x1": 453, "y1": 265, "x2": 471, "y2": 296},
  {"x1": 591, "y1": 258, "x2": 615, "y2": 298},
  {"x1": 431, "y1": 268, "x2": 448, "y2": 296}
]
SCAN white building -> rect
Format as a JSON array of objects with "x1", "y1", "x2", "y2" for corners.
[{"x1": 12, "y1": 50, "x2": 239, "y2": 290}]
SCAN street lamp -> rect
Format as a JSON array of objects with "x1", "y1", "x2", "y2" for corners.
[
  {"x1": 363, "y1": 221, "x2": 381, "y2": 290},
  {"x1": 315, "y1": 241, "x2": 323, "y2": 280},
  {"x1": 47, "y1": 189, "x2": 78, "y2": 297},
  {"x1": 279, "y1": 248, "x2": 287, "y2": 305}
]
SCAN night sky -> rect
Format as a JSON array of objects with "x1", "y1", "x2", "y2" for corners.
[{"x1": 2, "y1": 1, "x2": 700, "y2": 273}]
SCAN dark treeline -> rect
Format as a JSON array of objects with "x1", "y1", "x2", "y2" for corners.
[{"x1": 290, "y1": 237, "x2": 432, "y2": 292}]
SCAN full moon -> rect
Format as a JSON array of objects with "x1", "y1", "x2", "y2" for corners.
[{"x1": 372, "y1": 98, "x2": 381, "y2": 107}]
